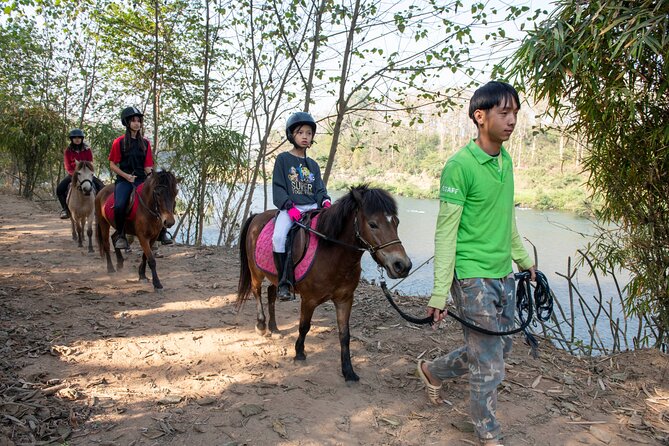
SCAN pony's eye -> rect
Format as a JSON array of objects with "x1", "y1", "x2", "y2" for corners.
[{"x1": 369, "y1": 222, "x2": 378, "y2": 229}]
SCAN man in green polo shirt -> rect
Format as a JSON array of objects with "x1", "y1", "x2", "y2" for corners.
[{"x1": 415, "y1": 81, "x2": 536, "y2": 446}]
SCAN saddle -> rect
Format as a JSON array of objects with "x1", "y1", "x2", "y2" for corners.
[
  {"x1": 102, "y1": 184, "x2": 142, "y2": 224},
  {"x1": 255, "y1": 210, "x2": 321, "y2": 283}
]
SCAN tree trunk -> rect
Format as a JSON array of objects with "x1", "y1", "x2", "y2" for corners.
[
  {"x1": 304, "y1": 0, "x2": 326, "y2": 112},
  {"x1": 195, "y1": 0, "x2": 213, "y2": 247},
  {"x1": 322, "y1": 0, "x2": 361, "y2": 186},
  {"x1": 152, "y1": 0, "x2": 161, "y2": 155}
]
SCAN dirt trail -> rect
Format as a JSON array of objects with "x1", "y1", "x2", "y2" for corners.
[{"x1": 0, "y1": 190, "x2": 667, "y2": 446}]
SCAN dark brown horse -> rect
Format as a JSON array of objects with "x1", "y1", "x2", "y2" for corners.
[
  {"x1": 237, "y1": 185, "x2": 412, "y2": 382},
  {"x1": 95, "y1": 171, "x2": 178, "y2": 289}
]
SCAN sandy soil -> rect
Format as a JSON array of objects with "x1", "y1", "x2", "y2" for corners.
[{"x1": 1, "y1": 190, "x2": 668, "y2": 446}]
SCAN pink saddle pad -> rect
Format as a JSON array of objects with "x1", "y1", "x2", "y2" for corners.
[{"x1": 255, "y1": 215, "x2": 320, "y2": 283}]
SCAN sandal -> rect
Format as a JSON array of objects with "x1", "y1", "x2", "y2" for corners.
[{"x1": 416, "y1": 359, "x2": 442, "y2": 405}]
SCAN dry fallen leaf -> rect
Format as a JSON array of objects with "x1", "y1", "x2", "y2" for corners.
[{"x1": 272, "y1": 419, "x2": 287, "y2": 438}]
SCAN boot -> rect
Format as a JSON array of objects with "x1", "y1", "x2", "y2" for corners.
[
  {"x1": 158, "y1": 228, "x2": 174, "y2": 245},
  {"x1": 274, "y1": 252, "x2": 295, "y2": 301},
  {"x1": 60, "y1": 209, "x2": 70, "y2": 219},
  {"x1": 113, "y1": 213, "x2": 129, "y2": 250}
]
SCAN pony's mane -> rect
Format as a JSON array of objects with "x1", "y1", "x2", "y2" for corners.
[
  {"x1": 147, "y1": 170, "x2": 177, "y2": 192},
  {"x1": 316, "y1": 184, "x2": 397, "y2": 239}
]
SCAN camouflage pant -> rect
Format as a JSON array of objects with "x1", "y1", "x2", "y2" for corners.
[{"x1": 427, "y1": 275, "x2": 515, "y2": 441}]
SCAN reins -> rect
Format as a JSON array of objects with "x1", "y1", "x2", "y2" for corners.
[
  {"x1": 134, "y1": 185, "x2": 163, "y2": 222},
  {"x1": 293, "y1": 212, "x2": 402, "y2": 255}
]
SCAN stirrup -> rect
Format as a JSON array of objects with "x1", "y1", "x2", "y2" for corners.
[
  {"x1": 277, "y1": 285, "x2": 295, "y2": 301},
  {"x1": 113, "y1": 234, "x2": 129, "y2": 250}
]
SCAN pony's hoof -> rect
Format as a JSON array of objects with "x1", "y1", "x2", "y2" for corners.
[
  {"x1": 139, "y1": 277, "x2": 149, "y2": 283},
  {"x1": 88, "y1": 248, "x2": 94, "y2": 253},
  {"x1": 153, "y1": 283, "x2": 164, "y2": 290},
  {"x1": 294, "y1": 353, "x2": 306, "y2": 361},
  {"x1": 107, "y1": 268, "x2": 116, "y2": 273},
  {"x1": 344, "y1": 373, "x2": 360, "y2": 383}
]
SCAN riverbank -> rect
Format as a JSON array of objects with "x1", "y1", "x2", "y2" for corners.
[
  {"x1": 1, "y1": 190, "x2": 667, "y2": 445},
  {"x1": 329, "y1": 165, "x2": 596, "y2": 217}
]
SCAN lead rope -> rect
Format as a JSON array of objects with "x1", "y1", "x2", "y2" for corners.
[{"x1": 380, "y1": 269, "x2": 554, "y2": 357}]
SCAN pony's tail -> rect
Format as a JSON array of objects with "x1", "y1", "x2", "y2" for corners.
[{"x1": 236, "y1": 213, "x2": 255, "y2": 311}]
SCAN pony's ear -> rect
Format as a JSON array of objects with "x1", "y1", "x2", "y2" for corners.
[{"x1": 350, "y1": 186, "x2": 364, "y2": 207}]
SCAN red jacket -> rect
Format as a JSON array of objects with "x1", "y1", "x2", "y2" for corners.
[{"x1": 64, "y1": 146, "x2": 94, "y2": 176}]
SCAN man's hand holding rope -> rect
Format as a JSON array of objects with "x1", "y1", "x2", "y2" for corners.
[{"x1": 427, "y1": 307, "x2": 447, "y2": 330}]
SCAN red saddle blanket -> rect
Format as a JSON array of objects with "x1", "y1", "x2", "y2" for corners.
[
  {"x1": 103, "y1": 184, "x2": 143, "y2": 223},
  {"x1": 255, "y1": 215, "x2": 320, "y2": 283}
]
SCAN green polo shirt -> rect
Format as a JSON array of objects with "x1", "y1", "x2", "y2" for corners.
[{"x1": 440, "y1": 139, "x2": 516, "y2": 279}]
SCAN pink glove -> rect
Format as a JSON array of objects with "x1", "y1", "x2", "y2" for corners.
[
  {"x1": 287, "y1": 207, "x2": 302, "y2": 222},
  {"x1": 322, "y1": 200, "x2": 331, "y2": 208}
]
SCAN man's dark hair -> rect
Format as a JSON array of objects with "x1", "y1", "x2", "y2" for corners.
[{"x1": 468, "y1": 81, "x2": 520, "y2": 125}]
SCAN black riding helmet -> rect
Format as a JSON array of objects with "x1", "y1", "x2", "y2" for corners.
[
  {"x1": 120, "y1": 106, "x2": 144, "y2": 127},
  {"x1": 69, "y1": 128, "x2": 84, "y2": 139},
  {"x1": 285, "y1": 112, "x2": 316, "y2": 146}
]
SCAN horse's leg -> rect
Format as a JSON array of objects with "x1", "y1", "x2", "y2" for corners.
[
  {"x1": 334, "y1": 298, "x2": 359, "y2": 382},
  {"x1": 267, "y1": 284, "x2": 280, "y2": 334},
  {"x1": 77, "y1": 217, "x2": 84, "y2": 248},
  {"x1": 70, "y1": 215, "x2": 77, "y2": 241},
  {"x1": 100, "y1": 220, "x2": 115, "y2": 273},
  {"x1": 114, "y1": 246, "x2": 124, "y2": 270},
  {"x1": 86, "y1": 212, "x2": 94, "y2": 253},
  {"x1": 295, "y1": 298, "x2": 318, "y2": 361},
  {"x1": 138, "y1": 252, "x2": 148, "y2": 281},
  {"x1": 254, "y1": 283, "x2": 268, "y2": 336},
  {"x1": 255, "y1": 283, "x2": 279, "y2": 336},
  {"x1": 138, "y1": 237, "x2": 161, "y2": 289}
]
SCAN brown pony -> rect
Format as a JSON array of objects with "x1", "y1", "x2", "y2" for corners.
[
  {"x1": 237, "y1": 185, "x2": 412, "y2": 382},
  {"x1": 67, "y1": 160, "x2": 96, "y2": 252},
  {"x1": 95, "y1": 171, "x2": 178, "y2": 290}
]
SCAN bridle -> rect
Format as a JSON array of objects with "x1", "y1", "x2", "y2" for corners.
[
  {"x1": 353, "y1": 214, "x2": 402, "y2": 255},
  {"x1": 77, "y1": 178, "x2": 93, "y2": 191},
  {"x1": 74, "y1": 171, "x2": 93, "y2": 193}
]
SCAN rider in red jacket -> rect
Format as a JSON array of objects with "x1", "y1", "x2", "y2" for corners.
[{"x1": 56, "y1": 129, "x2": 104, "y2": 219}]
